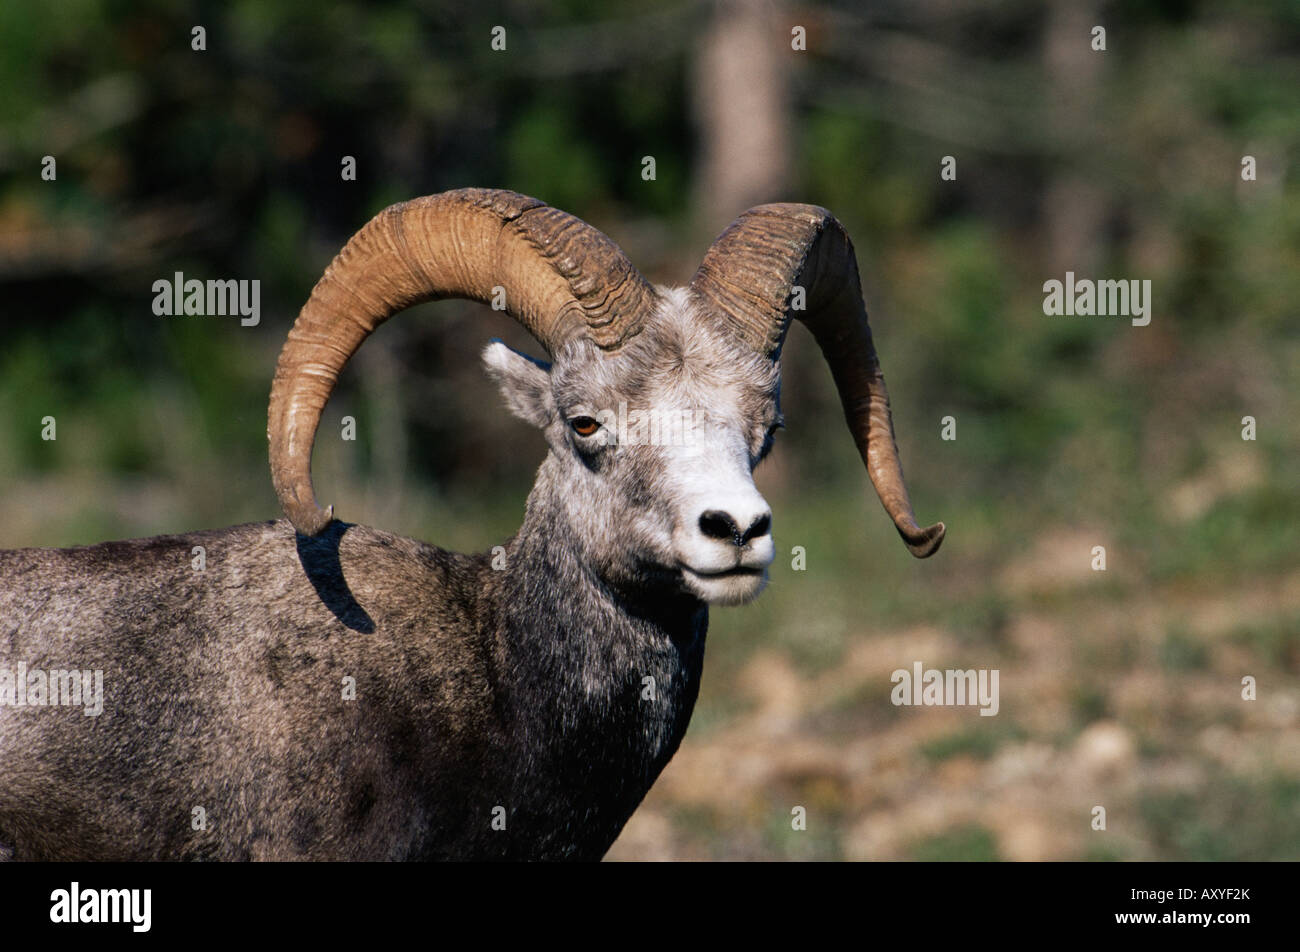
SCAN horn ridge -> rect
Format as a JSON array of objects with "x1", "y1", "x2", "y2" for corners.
[
  {"x1": 268, "y1": 188, "x2": 659, "y2": 536},
  {"x1": 689, "y1": 204, "x2": 944, "y2": 558}
]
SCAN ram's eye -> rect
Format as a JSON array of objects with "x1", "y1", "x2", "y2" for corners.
[{"x1": 570, "y1": 416, "x2": 601, "y2": 437}]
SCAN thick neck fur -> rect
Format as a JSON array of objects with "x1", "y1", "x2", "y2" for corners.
[{"x1": 481, "y1": 456, "x2": 707, "y2": 859}]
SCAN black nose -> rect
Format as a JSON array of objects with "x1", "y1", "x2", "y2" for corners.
[{"x1": 699, "y1": 511, "x2": 771, "y2": 546}]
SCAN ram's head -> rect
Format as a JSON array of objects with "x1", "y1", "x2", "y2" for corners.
[{"x1": 268, "y1": 189, "x2": 944, "y2": 606}]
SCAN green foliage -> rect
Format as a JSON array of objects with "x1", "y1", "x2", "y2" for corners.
[
  {"x1": 1159, "y1": 625, "x2": 1210, "y2": 672},
  {"x1": 1141, "y1": 774, "x2": 1300, "y2": 861},
  {"x1": 907, "y1": 824, "x2": 1001, "y2": 862},
  {"x1": 920, "y1": 723, "x2": 1023, "y2": 762}
]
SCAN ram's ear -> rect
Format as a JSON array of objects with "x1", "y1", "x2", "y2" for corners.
[{"x1": 483, "y1": 339, "x2": 554, "y2": 429}]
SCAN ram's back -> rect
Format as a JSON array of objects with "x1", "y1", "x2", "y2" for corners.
[{"x1": 0, "y1": 519, "x2": 499, "y2": 860}]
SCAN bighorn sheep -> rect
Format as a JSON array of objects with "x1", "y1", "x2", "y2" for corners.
[{"x1": 0, "y1": 189, "x2": 942, "y2": 860}]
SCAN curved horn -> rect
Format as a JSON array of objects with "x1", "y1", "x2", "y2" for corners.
[
  {"x1": 269, "y1": 188, "x2": 660, "y2": 536},
  {"x1": 689, "y1": 204, "x2": 944, "y2": 558}
]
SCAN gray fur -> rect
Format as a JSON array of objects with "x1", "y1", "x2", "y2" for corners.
[{"x1": 0, "y1": 289, "x2": 780, "y2": 860}]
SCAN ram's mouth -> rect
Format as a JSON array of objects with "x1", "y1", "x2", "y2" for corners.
[
  {"x1": 681, "y1": 564, "x2": 765, "y2": 580},
  {"x1": 680, "y1": 562, "x2": 769, "y2": 606}
]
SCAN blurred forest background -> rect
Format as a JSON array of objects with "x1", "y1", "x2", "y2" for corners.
[{"x1": 1, "y1": 0, "x2": 1297, "y2": 860}]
